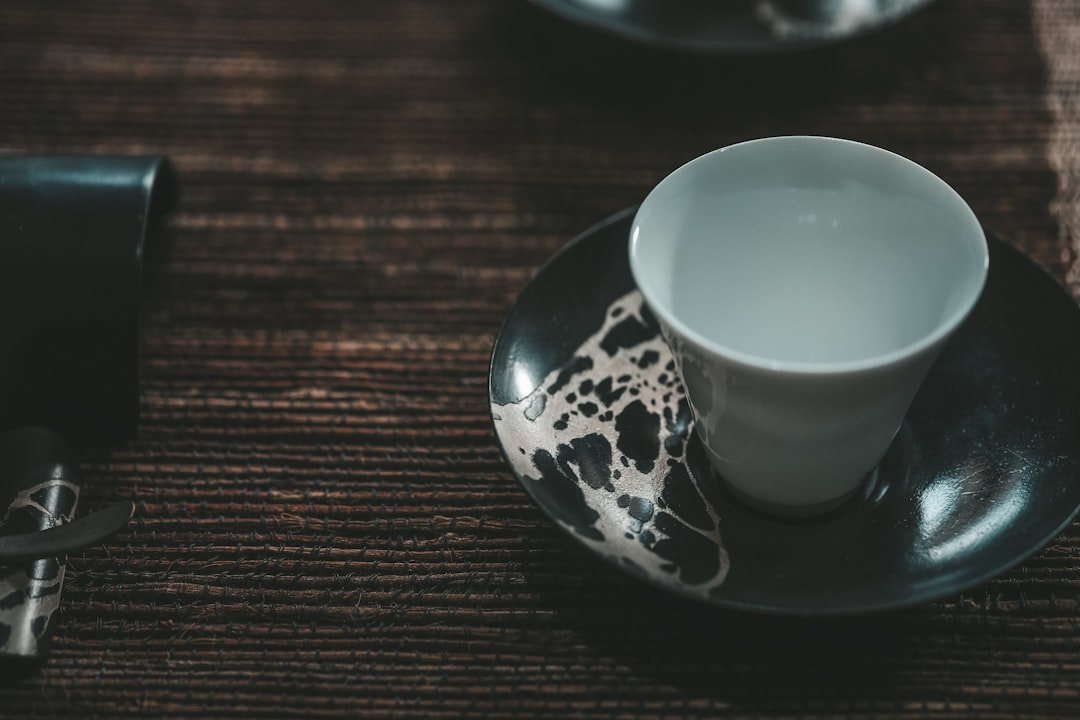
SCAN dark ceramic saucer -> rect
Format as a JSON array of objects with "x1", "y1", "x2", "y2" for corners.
[
  {"x1": 489, "y1": 208, "x2": 1080, "y2": 615},
  {"x1": 527, "y1": 0, "x2": 938, "y2": 54}
]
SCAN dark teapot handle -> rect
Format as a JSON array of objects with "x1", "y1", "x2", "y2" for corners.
[{"x1": 0, "y1": 427, "x2": 133, "y2": 659}]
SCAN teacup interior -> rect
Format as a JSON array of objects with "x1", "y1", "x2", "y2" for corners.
[{"x1": 632, "y1": 138, "x2": 987, "y2": 367}]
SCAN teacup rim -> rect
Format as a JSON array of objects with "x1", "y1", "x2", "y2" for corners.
[{"x1": 628, "y1": 135, "x2": 990, "y2": 376}]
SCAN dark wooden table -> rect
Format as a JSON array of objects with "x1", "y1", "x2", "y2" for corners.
[{"x1": 2, "y1": 1, "x2": 1080, "y2": 717}]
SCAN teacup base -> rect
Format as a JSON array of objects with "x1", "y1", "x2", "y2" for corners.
[
  {"x1": 718, "y1": 477, "x2": 865, "y2": 519},
  {"x1": 695, "y1": 428, "x2": 889, "y2": 520}
]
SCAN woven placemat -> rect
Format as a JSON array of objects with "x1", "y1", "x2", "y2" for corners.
[{"x1": 0, "y1": 1, "x2": 1077, "y2": 717}]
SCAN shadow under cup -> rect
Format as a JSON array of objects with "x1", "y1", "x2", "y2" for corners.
[{"x1": 629, "y1": 136, "x2": 989, "y2": 515}]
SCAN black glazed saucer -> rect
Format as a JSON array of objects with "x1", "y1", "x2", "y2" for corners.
[
  {"x1": 489, "y1": 208, "x2": 1080, "y2": 615},
  {"x1": 526, "y1": 0, "x2": 938, "y2": 54}
]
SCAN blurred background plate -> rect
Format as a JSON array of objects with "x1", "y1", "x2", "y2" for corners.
[{"x1": 526, "y1": 0, "x2": 939, "y2": 53}]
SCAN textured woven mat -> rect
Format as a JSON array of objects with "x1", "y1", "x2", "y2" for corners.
[{"x1": 1, "y1": 1, "x2": 1079, "y2": 717}]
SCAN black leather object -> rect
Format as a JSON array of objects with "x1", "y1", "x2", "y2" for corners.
[{"x1": 0, "y1": 156, "x2": 176, "y2": 446}]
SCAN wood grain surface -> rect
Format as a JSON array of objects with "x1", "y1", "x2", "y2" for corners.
[{"x1": 2, "y1": 1, "x2": 1079, "y2": 718}]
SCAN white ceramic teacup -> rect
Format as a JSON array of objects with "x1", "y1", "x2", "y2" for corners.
[{"x1": 629, "y1": 136, "x2": 988, "y2": 516}]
